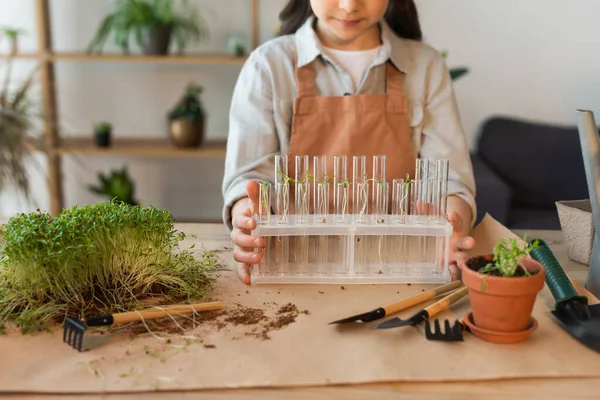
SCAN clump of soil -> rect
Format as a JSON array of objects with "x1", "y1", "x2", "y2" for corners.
[{"x1": 225, "y1": 304, "x2": 266, "y2": 325}]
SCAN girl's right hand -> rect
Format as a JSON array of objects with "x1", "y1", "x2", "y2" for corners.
[{"x1": 230, "y1": 180, "x2": 264, "y2": 285}]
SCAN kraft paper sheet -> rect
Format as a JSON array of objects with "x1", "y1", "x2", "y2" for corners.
[{"x1": 1, "y1": 214, "x2": 600, "y2": 395}]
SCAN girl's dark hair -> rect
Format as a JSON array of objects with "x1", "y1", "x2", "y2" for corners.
[{"x1": 278, "y1": 0, "x2": 422, "y2": 41}]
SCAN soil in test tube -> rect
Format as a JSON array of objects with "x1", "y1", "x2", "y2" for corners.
[{"x1": 333, "y1": 155, "x2": 350, "y2": 276}]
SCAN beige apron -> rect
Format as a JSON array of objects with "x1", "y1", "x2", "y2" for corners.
[{"x1": 286, "y1": 57, "x2": 417, "y2": 215}]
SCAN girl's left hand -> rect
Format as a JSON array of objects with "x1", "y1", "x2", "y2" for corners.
[{"x1": 447, "y1": 211, "x2": 476, "y2": 281}]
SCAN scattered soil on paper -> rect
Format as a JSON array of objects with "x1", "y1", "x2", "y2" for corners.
[{"x1": 119, "y1": 301, "x2": 309, "y2": 342}]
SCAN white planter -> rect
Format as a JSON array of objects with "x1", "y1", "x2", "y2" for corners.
[{"x1": 556, "y1": 199, "x2": 595, "y2": 265}]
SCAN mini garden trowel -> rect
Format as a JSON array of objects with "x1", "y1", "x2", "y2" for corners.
[
  {"x1": 376, "y1": 286, "x2": 469, "y2": 329},
  {"x1": 529, "y1": 239, "x2": 600, "y2": 354},
  {"x1": 329, "y1": 280, "x2": 463, "y2": 324}
]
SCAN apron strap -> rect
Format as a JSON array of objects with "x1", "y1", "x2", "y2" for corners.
[
  {"x1": 295, "y1": 64, "x2": 317, "y2": 98},
  {"x1": 386, "y1": 62, "x2": 404, "y2": 94}
]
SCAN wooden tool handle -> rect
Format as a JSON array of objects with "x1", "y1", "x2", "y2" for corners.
[
  {"x1": 383, "y1": 280, "x2": 463, "y2": 315},
  {"x1": 424, "y1": 286, "x2": 469, "y2": 318},
  {"x1": 112, "y1": 301, "x2": 223, "y2": 325}
]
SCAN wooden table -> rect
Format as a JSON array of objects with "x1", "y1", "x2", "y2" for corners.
[{"x1": 1, "y1": 222, "x2": 598, "y2": 399}]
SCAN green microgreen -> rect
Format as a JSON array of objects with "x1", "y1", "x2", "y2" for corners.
[{"x1": 0, "y1": 201, "x2": 220, "y2": 333}]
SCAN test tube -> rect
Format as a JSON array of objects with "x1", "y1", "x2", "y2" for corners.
[
  {"x1": 258, "y1": 181, "x2": 271, "y2": 225},
  {"x1": 352, "y1": 156, "x2": 368, "y2": 274},
  {"x1": 274, "y1": 154, "x2": 289, "y2": 275},
  {"x1": 392, "y1": 178, "x2": 411, "y2": 224},
  {"x1": 334, "y1": 155, "x2": 349, "y2": 223},
  {"x1": 411, "y1": 158, "x2": 430, "y2": 223},
  {"x1": 332, "y1": 155, "x2": 349, "y2": 275},
  {"x1": 275, "y1": 154, "x2": 290, "y2": 224},
  {"x1": 295, "y1": 155, "x2": 310, "y2": 224},
  {"x1": 433, "y1": 159, "x2": 450, "y2": 274},
  {"x1": 433, "y1": 159, "x2": 449, "y2": 223},
  {"x1": 293, "y1": 155, "x2": 309, "y2": 276},
  {"x1": 313, "y1": 155, "x2": 329, "y2": 223},
  {"x1": 372, "y1": 155, "x2": 387, "y2": 223},
  {"x1": 352, "y1": 155, "x2": 368, "y2": 223},
  {"x1": 313, "y1": 155, "x2": 330, "y2": 275}
]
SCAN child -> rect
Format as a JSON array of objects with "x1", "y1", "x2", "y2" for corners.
[{"x1": 222, "y1": 0, "x2": 477, "y2": 284}]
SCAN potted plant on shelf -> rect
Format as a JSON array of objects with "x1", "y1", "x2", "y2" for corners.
[
  {"x1": 1, "y1": 26, "x2": 26, "y2": 55},
  {"x1": 88, "y1": 165, "x2": 138, "y2": 206},
  {"x1": 0, "y1": 55, "x2": 39, "y2": 204},
  {"x1": 461, "y1": 236, "x2": 546, "y2": 343},
  {"x1": 87, "y1": 0, "x2": 209, "y2": 56},
  {"x1": 167, "y1": 82, "x2": 205, "y2": 148},
  {"x1": 93, "y1": 121, "x2": 112, "y2": 147}
]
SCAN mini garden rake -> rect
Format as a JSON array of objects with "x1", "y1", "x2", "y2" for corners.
[
  {"x1": 63, "y1": 301, "x2": 223, "y2": 351},
  {"x1": 424, "y1": 318, "x2": 465, "y2": 341}
]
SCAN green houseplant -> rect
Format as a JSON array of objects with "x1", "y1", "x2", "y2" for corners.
[
  {"x1": 167, "y1": 83, "x2": 205, "y2": 147},
  {"x1": 93, "y1": 121, "x2": 112, "y2": 147},
  {"x1": 461, "y1": 236, "x2": 546, "y2": 342},
  {"x1": 88, "y1": 165, "x2": 138, "y2": 205},
  {"x1": 87, "y1": 0, "x2": 209, "y2": 55},
  {"x1": 1, "y1": 27, "x2": 25, "y2": 55},
  {"x1": 0, "y1": 55, "x2": 39, "y2": 203}
]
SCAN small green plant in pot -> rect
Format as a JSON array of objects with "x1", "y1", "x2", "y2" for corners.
[
  {"x1": 87, "y1": 0, "x2": 208, "y2": 55},
  {"x1": 88, "y1": 165, "x2": 138, "y2": 205},
  {"x1": 167, "y1": 83, "x2": 205, "y2": 147},
  {"x1": 93, "y1": 122, "x2": 112, "y2": 147},
  {"x1": 461, "y1": 236, "x2": 546, "y2": 342}
]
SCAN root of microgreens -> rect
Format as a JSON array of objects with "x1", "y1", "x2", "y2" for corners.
[{"x1": 279, "y1": 184, "x2": 289, "y2": 224}]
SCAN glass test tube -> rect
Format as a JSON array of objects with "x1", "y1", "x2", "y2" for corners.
[
  {"x1": 274, "y1": 154, "x2": 289, "y2": 275},
  {"x1": 372, "y1": 155, "x2": 387, "y2": 222},
  {"x1": 258, "y1": 181, "x2": 271, "y2": 225},
  {"x1": 433, "y1": 159, "x2": 450, "y2": 274},
  {"x1": 433, "y1": 159, "x2": 449, "y2": 223},
  {"x1": 352, "y1": 156, "x2": 368, "y2": 274},
  {"x1": 334, "y1": 155, "x2": 349, "y2": 223},
  {"x1": 313, "y1": 155, "x2": 329, "y2": 223},
  {"x1": 411, "y1": 159, "x2": 429, "y2": 275},
  {"x1": 295, "y1": 155, "x2": 310, "y2": 224},
  {"x1": 333, "y1": 155, "x2": 349, "y2": 275},
  {"x1": 390, "y1": 178, "x2": 411, "y2": 276},
  {"x1": 257, "y1": 181, "x2": 272, "y2": 275},
  {"x1": 294, "y1": 155, "x2": 309, "y2": 275},
  {"x1": 352, "y1": 156, "x2": 368, "y2": 222},
  {"x1": 313, "y1": 156, "x2": 329, "y2": 275}
]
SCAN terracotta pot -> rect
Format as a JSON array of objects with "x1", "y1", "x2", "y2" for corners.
[{"x1": 461, "y1": 254, "x2": 546, "y2": 333}]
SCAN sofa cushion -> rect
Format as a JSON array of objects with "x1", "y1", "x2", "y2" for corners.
[{"x1": 476, "y1": 116, "x2": 590, "y2": 207}]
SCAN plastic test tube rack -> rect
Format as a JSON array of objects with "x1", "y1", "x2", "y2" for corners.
[{"x1": 249, "y1": 154, "x2": 452, "y2": 285}]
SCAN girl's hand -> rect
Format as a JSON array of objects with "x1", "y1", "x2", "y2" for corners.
[
  {"x1": 447, "y1": 211, "x2": 476, "y2": 281},
  {"x1": 230, "y1": 180, "x2": 264, "y2": 285}
]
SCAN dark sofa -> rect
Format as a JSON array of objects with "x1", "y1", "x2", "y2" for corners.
[{"x1": 470, "y1": 116, "x2": 592, "y2": 230}]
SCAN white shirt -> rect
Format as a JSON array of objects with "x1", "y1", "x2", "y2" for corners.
[
  {"x1": 323, "y1": 45, "x2": 382, "y2": 92},
  {"x1": 221, "y1": 16, "x2": 476, "y2": 230}
]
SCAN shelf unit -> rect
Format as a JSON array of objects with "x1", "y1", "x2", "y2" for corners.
[{"x1": 4, "y1": 0, "x2": 261, "y2": 216}]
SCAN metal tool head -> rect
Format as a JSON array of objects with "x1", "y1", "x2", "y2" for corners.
[
  {"x1": 550, "y1": 303, "x2": 600, "y2": 354},
  {"x1": 376, "y1": 310, "x2": 428, "y2": 329},
  {"x1": 425, "y1": 319, "x2": 464, "y2": 342},
  {"x1": 329, "y1": 307, "x2": 386, "y2": 324},
  {"x1": 63, "y1": 317, "x2": 86, "y2": 352}
]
